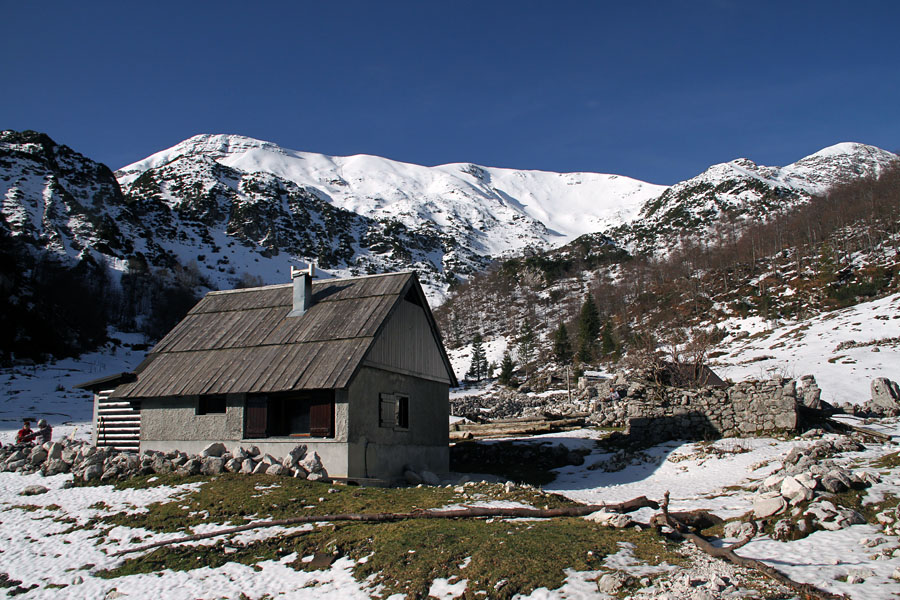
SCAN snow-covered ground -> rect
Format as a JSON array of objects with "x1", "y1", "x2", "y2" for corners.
[
  {"x1": 1, "y1": 290, "x2": 899, "y2": 597},
  {"x1": 0, "y1": 334, "x2": 147, "y2": 444},
  {"x1": 1, "y1": 421, "x2": 897, "y2": 598},
  {"x1": 713, "y1": 292, "x2": 900, "y2": 405}
]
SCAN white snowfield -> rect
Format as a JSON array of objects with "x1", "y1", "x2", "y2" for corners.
[
  {"x1": 0, "y1": 424, "x2": 897, "y2": 598},
  {"x1": 116, "y1": 134, "x2": 667, "y2": 255},
  {"x1": 713, "y1": 292, "x2": 900, "y2": 405}
]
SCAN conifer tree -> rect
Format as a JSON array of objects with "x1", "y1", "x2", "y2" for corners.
[
  {"x1": 552, "y1": 322, "x2": 573, "y2": 364},
  {"x1": 577, "y1": 295, "x2": 600, "y2": 363},
  {"x1": 600, "y1": 319, "x2": 618, "y2": 357},
  {"x1": 466, "y1": 333, "x2": 489, "y2": 381},
  {"x1": 498, "y1": 351, "x2": 515, "y2": 386}
]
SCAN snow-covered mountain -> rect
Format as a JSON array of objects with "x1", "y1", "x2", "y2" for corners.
[
  {"x1": 117, "y1": 133, "x2": 665, "y2": 253},
  {"x1": 3, "y1": 130, "x2": 897, "y2": 311},
  {"x1": 113, "y1": 134, "x2": 665, "y2": 298},
  {"x1": 614, "y1": 142, "x2": 899, "y2": 255}
]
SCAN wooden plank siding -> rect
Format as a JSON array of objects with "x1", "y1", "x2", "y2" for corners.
[
  {"x1": 95, "y1": 390, "x2": 140, "y2": 451},
  {"x1": 111, "y1": 272, "x2": 456, "y2": 399},
  {"x1": 363, "y1": 299, "x2": 451, "y2": 384}
]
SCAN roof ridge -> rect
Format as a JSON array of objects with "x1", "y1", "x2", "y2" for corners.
[{"x1": 205, "y1": 271, "x2": 415, "y2": 296}]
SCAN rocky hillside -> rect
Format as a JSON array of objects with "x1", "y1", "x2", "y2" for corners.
[
  {"x1": 114, "y1": 133, "x2": 667, "y2": 298},
  {"x1": 2, "y1": 129, "x2": 897, "y2": 361},
  {"x1": 611, "y1": 142, "x2": 899, "y2": 256}
]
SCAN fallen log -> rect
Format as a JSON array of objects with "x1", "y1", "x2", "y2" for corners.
[
  {"x1": 112, "y1": 495, "x2": 659, "y2": 557},
  {"x1": 660, "y1": 492, "x2": 846, "y2": 600},
  {"x1": 451, "y1": 417, "x2": 586, "y2": 433},
  {"x1": 826, "y1": 417, "x2": 892, "y2": 442},
  {"x1": 450, "y1": 424, "x2": 584, "y2": 440}
]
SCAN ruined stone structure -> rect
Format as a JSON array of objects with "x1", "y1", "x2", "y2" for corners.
[{"x1": 592, "y1": 376, "x2": 801, "y2": 444}]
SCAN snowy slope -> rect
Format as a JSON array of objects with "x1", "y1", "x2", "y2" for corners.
[
  {"x1": 712, "y1": 292, "x2": 900, "y2": 405},
  {"x1": 617, "y1": 142, "x2": 899, "y2": 255},
  {"x1": 117, "y1": 134, "x2": 666, "y2": 258}
]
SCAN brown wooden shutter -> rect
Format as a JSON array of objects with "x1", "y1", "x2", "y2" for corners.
[
  {"x1": 245, "y1": 395, "x2": 268, "y2": 438},
  {"x1": 379, "y1": 393, "x2": 396, "y2": 427},
  {"x1": 309, "y1": 396, "x2": 334, "y2": 438}
]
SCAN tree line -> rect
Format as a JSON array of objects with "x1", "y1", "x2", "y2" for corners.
[{"x1": 441, "y1": 161, "x2": 900, "y2": 382}]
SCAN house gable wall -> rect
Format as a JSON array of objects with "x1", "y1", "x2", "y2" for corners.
[
  {"x1": 345, "y1": 366, "x2": 449, "y2": 480},
  {"x1": 363, "y1": 299, "x2": 451, "y2": 384}
]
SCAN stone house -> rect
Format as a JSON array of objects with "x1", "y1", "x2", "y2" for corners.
[{"x1": 83, "y1": 270, "x2": 456, "y2": 481}]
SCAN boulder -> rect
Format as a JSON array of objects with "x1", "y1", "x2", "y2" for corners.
[
  {"x1": 47, "y1": 442, "x2": 64, "y2": 461},
  {"x1": 240, "y1": 459, "x2": 255, "y2": 474},
  {"x1": 597, "y1": 573, "x2": 627, "y2": 594},
  {"x1": 180, "y1": 458, "x2": 202, "y2": 476},
  {"x1": 151, "y1": 456, "x2": 173, "y2": 474},
  {"x1": 584, "y1": 510, "x2": 632, "y2": 528},
  {"x1": 420, "y1": 470, "x2": 440, "y2": 486},
  {"x1": 781, "y1": 476, "x2": 814, "y2": 505},
  {"x1": 287, "y1": 445, "x2": 307, "y2": 467},
  {"x1": 201, "y1": 456, "x2": 225, "y2": 475},
  {"x1": 404, "y1": 470, "x2": 423, "y2": 485},
  {"x1": 6, "y1": 449, "x2": 26, "y2": 463},
  {"x1": 29, "y1": 448, "x2": 48, "y2": 466},
  {"x1": 300, "y1": 452, "x2": 323, "y2": 475},
  {"x1": 200, "y1": 442, "x2": 227, "y2": 458},
  {"x1": 753, "y1": 493, "x2": 786, "y2": 519},
  {"x1": 871, "y1": 378, "x2": 900, "y2": 409},
  {"x1": 252, "y1": 461, "x2": 269, "y2": 475},
  {"x1": 43, "y1": 458, "x2": 69, "y2": 476},
  {"x1": 306, "y1": 471, "x2": 325, "y2": 482},
  {"x1": 83, "y1": 464, "x2": 103, "y2": 481},
  {"x1": 265, "y1": 464, "x2": 288, "y2": 476},
  {"x1": 224, "y1": 458, "x2": 242, "y2": 473},
  {"x1": 20, "y1": 484, "x2": 49, "y2": 496}
]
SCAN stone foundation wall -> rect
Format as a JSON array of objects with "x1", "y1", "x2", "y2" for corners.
[{"x1": 593, "y1": 377, "x2": 801, "y2": 444}]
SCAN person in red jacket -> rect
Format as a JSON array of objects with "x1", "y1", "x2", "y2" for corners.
[{"x1": 16, "y1": 420, "x2": 35, "y2": 445}]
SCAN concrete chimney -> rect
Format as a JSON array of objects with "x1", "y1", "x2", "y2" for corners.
[{"x1": 289, "y1": 263, "x2": 315, "y2": 317}]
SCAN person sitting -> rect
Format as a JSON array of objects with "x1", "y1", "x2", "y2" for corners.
[
  {"x1": 35, "y1": 419, "x2": 52, "y2": 444},
  {"x1": 16, "y1": 420, "x2": 35, "y2": 445}
]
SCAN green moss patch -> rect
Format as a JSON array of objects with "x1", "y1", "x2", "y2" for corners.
[
  {"x1": 100, "y1": 517, "x2": 683, "y2": 598},
  {"x1": 99, "y1": 474, "x2": 578, "y2": 534}
]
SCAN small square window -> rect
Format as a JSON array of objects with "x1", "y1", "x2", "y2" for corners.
[
  {"x1": 198, "y1": 395, "x2": 227, "y2": 415},
  {"x1": 379, "y1": 393, "x2": 409, "y2": 430}
]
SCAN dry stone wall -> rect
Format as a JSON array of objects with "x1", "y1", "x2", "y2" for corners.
[{"x1": 592, "y1": 376, "x2": 801, "y2": 444}]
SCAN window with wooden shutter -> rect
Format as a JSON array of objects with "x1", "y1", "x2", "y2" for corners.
[
  {"x1": 309, "y1": 395, "x2": 334, "y2": 438},
  {"x1": 396, "y1": 395, "x2": 409, "y2": 429},
  {"x1": 245, "y1": 395, "x2": 268, "y2": 438},
  {"x1": 379, "y1": 393, "x2": 396, "y2": 427},
  {"x1": 379, "y1": 393, "x2": 409, "y2": 430}
]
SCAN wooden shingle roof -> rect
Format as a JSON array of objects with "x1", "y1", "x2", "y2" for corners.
[{"x1": 111, "y1": 272, "x2": 455, "y2": 398}]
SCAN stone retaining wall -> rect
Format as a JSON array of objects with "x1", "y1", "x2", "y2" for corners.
[{"x1": 592, "y1": 376, "x2": 802, "y2": 444}]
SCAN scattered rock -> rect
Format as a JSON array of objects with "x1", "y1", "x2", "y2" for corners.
[
  {"x1": 20, "y1": 484, "x2": 49, "y2": 496},
  {"x1": 596, "y1": 572, "x2": 627, "y2": 594},
  {"x1": 200, "y1": 442, "x2": 227, "y2": 458},
  {"x1": 200, "y1": 456, "x2": 225, "y2": 476},
  {"x1": 871, "y1": 377, "x2": 900, "y2": 409},
  {"x1": 420, "y1": 470, "x2": 440, "y2": 486},
  {"x1": 753, "y1": 493, "x2": 786, "y2": 519},
  {"x1": 584, "y1": 510, "x2": 632, "y2": 528}
]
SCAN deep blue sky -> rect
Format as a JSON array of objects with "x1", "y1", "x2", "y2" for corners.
[{"x1": 3, "y1": 1, "x2": 898, "y2": 184}]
